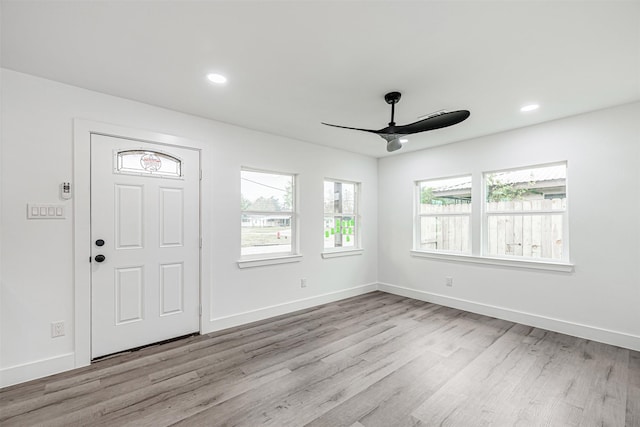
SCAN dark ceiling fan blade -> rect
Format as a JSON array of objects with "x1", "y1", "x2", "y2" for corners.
[
  {"x1": 321, "y1": 122, "x2": 381, "y2": 135},
  {"x1": 322, "y1": 92, "x2": 470, "y2": 152},
  {"x1": 391, "y1": 110, "x2": 470, "y2": 135}
]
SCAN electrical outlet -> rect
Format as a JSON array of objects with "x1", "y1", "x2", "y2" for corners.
[
  {"x1": 300, "y1": 278, "x2": 307, "y2": 288},
  {"x1": 51, "y1": 321, "x2": 65, "y2": 338},
  {"x1": 445, "y1": 276, "x2": 453, "y2": 287}
]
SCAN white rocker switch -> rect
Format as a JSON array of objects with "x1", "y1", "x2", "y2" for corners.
[{"x1": 27, "y1": 204, "x2": 66, "y2": 219}]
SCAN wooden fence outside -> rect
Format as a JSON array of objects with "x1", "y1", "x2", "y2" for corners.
[{"x1": 419, "y1": 199, "x2": 565, "y2": 259}]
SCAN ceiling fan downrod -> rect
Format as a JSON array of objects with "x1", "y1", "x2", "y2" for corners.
[{"x1": 384, "y1": 91, "x2": 401, "y2": 127}]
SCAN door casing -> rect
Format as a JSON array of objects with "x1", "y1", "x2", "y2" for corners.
[{"x1": 73, "y1": 120, "x2": 212, "y2": 368}]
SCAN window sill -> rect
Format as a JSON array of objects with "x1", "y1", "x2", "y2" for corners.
[
  {"x1": 321, "y1": 249, "x2": 364, "y2": 259},
  {"x1": 237, "y1": 254, "x2": 303, "y2": 269},
  {"x1": 410, "y1": 250, "x2": 574, "y2": 273}
]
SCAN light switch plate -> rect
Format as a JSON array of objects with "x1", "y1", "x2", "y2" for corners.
[{"x1": 27, "y1": 204, "x2": 66, "y2": 219}]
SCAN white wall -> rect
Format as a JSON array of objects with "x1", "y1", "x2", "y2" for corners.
[
  {"x1": 0, "y1": 69, "x2": 378, "y2": 386},
  {"x1": 2, "y1": 67, "x2": 638, "y2": 388},
  {"x1": 378, "y1": 102, "x2": 640, "y2": 350}
]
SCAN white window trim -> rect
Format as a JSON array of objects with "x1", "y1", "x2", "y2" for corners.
[
  {"x1": 322, "y1": 178, "x2": 362, "y2": 255},
  {"x1": 413, "y1": 162, "x2": 572, "y2": 271},
  {"x1": 237, "y1": 254, "x2": 303, "y2": 269},
  {"x1": 410, "y1": 250, "x2": 574, "y2": 272},
  {"x1": 240, "y1": 167, "x2": 298, "y2": 260},
  {"x1": 321, "y1": 249, "x2": 364, "y2": 259}
]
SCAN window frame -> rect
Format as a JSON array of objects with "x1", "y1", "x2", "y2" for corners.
[
  {"x1": 414, "y1": 174, "x2": 473, "y2": 255},
  {"x1": 411, "y1": 162, "x2": 573, "y2": 272},
  {"x1": 239, "y1": 167, "x2": 298, "y2": 261},
  {"x1": 481, "y1": 161, "x2": 570, "y2": 263},
  {"x1": 323, "y1": 178, "x2": 362, "y2": 255}
]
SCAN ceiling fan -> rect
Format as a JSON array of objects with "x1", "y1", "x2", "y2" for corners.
[{"x1": 322, "y1": 91, "x2": 470, "y2": 152}]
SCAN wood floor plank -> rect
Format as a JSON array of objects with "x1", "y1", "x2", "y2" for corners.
[
  {"x1": 1, "y1": 325, "x2": 312, "y2": 425},
  {"x1": 175, "y1": 322, "x2": 435, "y2": 426},
  {"x1": 411, "y1": 323, "x2": 549, "y2": 425},
  {"x1": 172, "y1": 357, "x2": 368, "y2": 426},
  {"x1": 307, "y1": 347, "x2": 476, "y2": 427},
  {"x1": 627, "y1": 351, "x2": 640, "y2": 427},
  {"x1": 0, "y1": 378, "x2": 102, "y2": 421},
  {"x1": 1, "y1": 291, "x2": 638, "y2": 427},
  {"x1": 504, "y1": 331, "x2": 589, "y2": 426},
  {"x1": 86, "y1": 321, "x2": 403, "y2": 426},
  {"x1": 0, "y1": 292, "x2": 392, "y2": 403},
  {"x1": 311, "y1": 314, "x2": 514, "y2": 427},
  {"x1": 2, "y1": 371, "x2": 201, "y2": 426},
  {"x1": 578, "y1": 342, "x2": 629, "y2": 426},
  {"x1": 100, "y1": 366, "x2": 292, "y2": 426}
]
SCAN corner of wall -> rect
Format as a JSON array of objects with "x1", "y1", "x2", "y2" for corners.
[{"x1": 377, "y1": 282, "x2": 640, "y2": 352}]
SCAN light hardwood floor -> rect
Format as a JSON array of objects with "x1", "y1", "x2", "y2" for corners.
[{"x1": 1, "y1": 291, "x2": 639, "y2": 426}]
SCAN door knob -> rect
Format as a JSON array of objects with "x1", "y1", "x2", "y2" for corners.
[
  {"x1": 95, "y1": 239, "x2": 105, "y2": 247},
  {"x1": 94, "y1": 254, "x2": 106, "y2": 263}
]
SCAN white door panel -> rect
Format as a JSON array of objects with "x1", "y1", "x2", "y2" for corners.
[{"x1": 91, "y1": 134, "x2": 200, "y2": 359}]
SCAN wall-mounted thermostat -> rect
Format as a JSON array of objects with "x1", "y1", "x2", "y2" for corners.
[{"x1": 61, "y1": 182, "x2": 72, "y2": 200}]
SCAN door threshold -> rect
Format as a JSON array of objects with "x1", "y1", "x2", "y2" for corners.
[{"x1": 92, "y1": 332, "x2": 200, "y2": 362}]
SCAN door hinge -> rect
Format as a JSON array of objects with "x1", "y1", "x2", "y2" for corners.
[
  {"x1": 199, "y1": 169, "x2": 203, "y2": 181},
  {"x1": 199, "y1": 237, "x2": 203, "y2": 248},
  {"x1": 199, "y1": 305, "x2": 202, "y2": 316}
]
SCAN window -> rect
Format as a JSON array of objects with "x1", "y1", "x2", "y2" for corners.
[
  {"x1": 416, "y1": 175, "x2": 472, "y2": 253},
  {"x1": 484, "y1": 163, "x2": 567, "y2": 261},
  {"x1": 324, "y1": 180, "x2": 359, "y2": 251},
  {"x1": 241, "y1": 169, "x2": 295, "y2": 257},
  {"x1": 412, "y1": 163, "x2": 571, "y2": 270}
]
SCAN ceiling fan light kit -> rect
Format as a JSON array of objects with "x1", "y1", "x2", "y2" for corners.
[{"x1": 322, "y1": 91, "x2": 470, "y2": 152}]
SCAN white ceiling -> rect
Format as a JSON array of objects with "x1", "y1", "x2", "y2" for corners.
[{"x1": 2, "y1": 1, "x2": 639, "y2": 157}]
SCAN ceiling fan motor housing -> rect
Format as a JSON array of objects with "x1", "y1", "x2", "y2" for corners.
[{"x1": 384, "y1": 91, "x2": 402, "y2": 104}]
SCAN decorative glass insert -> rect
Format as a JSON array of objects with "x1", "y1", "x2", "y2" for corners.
[{"x1": 116, "y1": 150, "x2": 182, "y2": 178}]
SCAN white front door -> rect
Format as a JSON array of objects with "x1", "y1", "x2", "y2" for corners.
[{"x1": 90, "y1": 134, "x2": 200, "y2": 359}]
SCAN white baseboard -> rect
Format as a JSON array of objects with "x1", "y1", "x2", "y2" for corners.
[
  {"x1": 378, "y1": 282, "x2": 640, "y2": 352},
  {"x1": 1, "y1": 285, "x2": 377, "y2": 388},
  {"x1": 0, "y1": 352, "x2": 75, "y2": 388},
  {"x1": 4, "y1": 282, "x2": 637, "y2": 389},
  {"x1": 205, "y1": 283, "x2": 378, "y2": 333}
]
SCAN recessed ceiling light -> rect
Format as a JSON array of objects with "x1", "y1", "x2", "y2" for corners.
[
  {"x1": 399, "y1": 138, "x2": 408, "y2": 143},
  {"x1": 206, "y1": 73, "x2": 227, "y2": 84},
  {"x1": 520, "y1": 104, "x2": 539, "y2": 112}
]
